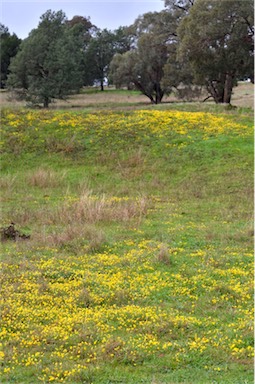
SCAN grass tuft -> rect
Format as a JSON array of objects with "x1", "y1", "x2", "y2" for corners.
[
  {"x1": 0, "y1": 174, "x2": 17, "y2": 190},
  {"x1": 56, "y1": 191, "x2": 150, "y2": 225},
  {"x1": 26, "y1": 167, "x2": 67, "y2": 188},
  {"x1": 155, "y1": 244, "x2": 172, "y2": 265}
]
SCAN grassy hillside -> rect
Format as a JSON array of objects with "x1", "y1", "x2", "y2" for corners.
[{"x1": 0, "y1": 107, "x2": 254, "y2": 383}]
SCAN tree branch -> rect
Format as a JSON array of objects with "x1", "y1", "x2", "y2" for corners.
[{"x1": 202, "y1": 95, "x2": 213, "y2": 102}]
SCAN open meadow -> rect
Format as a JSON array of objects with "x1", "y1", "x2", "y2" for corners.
[
  {"x1": 0, "y1": 86, "x2": 254, "y2": 383},
  {"x1": 1, "y1": 81, "x2": 254, "y2": 111}
]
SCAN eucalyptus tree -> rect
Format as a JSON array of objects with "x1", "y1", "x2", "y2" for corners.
[
  {"x1": 161, "y1": 0, "x2": 197, "y2": 97},
  {"x1": 112, "y1": 26, "x2": 134, "y2": 54},
  {"x1": 177, "y1": 0, "x2": 254, "y2": 103},
  {"x1": 83, "y1": 27, "x2": 132, "y2": 91},
  {"x1": 83, "y1": 28, "x2": 117, "y2": 90},
  {"x1": 110, "y1": 11, "x2": 172, "y2": 103},
  {"x1": 164, "y1": 0, "x2": 195, "y2": 14}
]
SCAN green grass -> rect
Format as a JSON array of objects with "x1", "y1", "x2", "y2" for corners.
[
  {"x1": 0, "y1": 107, "x2": 253, "y2": 383},
  {"x1": 80, "y1": 87, "x2": 141, "y2": 96}
]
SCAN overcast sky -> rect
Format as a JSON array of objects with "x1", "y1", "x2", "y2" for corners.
[{"x1": 1, "y1": 0, "x2": 165, "y2": 39}]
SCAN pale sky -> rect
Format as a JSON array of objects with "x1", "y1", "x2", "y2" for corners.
[{"x1": 1, "y1": 0, "x2": 165, "y2": 39}]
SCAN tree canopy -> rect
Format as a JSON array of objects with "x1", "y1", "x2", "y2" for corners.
[
  {"x1": 7, "y1": 10, "x2": 86, "y2": 107},
  {"x1": 0, "y1": 24, "x2": 21, "y2": 88},
  {"x1": 177, "y1": 0, "x2": 254, "y2": 103},
  {"x1": 5, "y1": 1, "x2": 254, "y2": 106},
  {"x1": 83, "y1": 29, "x2": 116, "y2": 91},
  {"x1": 110, "y1": 11, "x2": 172, "y2": 104},
  {"x1": 83, "y1": 27, "x2": 132, "y2": 91}
]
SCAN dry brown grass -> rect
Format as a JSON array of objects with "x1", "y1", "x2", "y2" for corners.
[
  {"x1": 155, "y1": 244, "x2": 172, "y2": 265},
  {"x1": 231, "y1": 81, "x2": 254, "y2": 109},
  {"x1": 35, "y1": 223, "x2": 106, "y2": 251},
  {"x1": 116, "y1": 157, "x2": 146, "y2": 181},
  {"x1": 11, "y1": 220, "x2": 106, "y2": 253},
  {"x1": 0, "y1": 89, "x2": 149, "y2": 109},
  {"x1": 54, "y1": 191, "x2": 150, "y2": 225},
  {"x1": 103, "y1": 338, "x2": 125, "y2": 361},
  {"x1": 9, "y1": 192, "x2": 150, "y2": 227},
  {"x1": 1, "y1": 81, "x2": 252, "y2": 109},
  {"x1": 8, "y1": 190, "x2": 151, "y2": 250},
  {"x1": 0, "y1": 174, "x2": 17, "y2": 190},
  {"x1": 77, "y1": 288, "x2": 93, "y2": 308},
  {"x1": 26, "y1": 167, "x2": 67, "y2": 188}
]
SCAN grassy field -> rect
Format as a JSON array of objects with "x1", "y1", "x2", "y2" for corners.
[
  {"x1": 0, "y1": 96, "x2": 254, "y2": 383},
  {"x1": 0, "y1": 81, "x2": 254, "y2": 111}
]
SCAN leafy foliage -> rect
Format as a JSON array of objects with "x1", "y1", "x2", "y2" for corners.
[
  {"x1": 83, "y1": 29, "x2": 116, "y2": 90},
  {"x1": 0, "y1": 24, "x2": 21, "y2": 88},
  {"x1": 177, "y1": 0, "x2": 254, "y2": 103},
  {"x1": 3, "y1": 1, "x2": 254, "y2": 105},
  {"x1": 83, "y1": 27, "x2": 132, "y2": 90},
  {"x1": 110, "y1": 11, "x2": 172, "y2": 103},
  {"x1": 7, "y1": 11, "x2": 85, "y2": 107}
]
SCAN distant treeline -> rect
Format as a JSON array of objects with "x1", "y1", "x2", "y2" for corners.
[{"x1": 1, "y1": 0, "x2": 254, "y2": 107}]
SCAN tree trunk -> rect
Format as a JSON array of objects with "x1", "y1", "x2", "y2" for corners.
[
  {"x1": 100, "y1": 78, "x2": 104, "y2": 91},
  {"x1": 207, "y1": 81, "x2": 224, "y2": 104},
  {"x1": 155, "y1": 83, "x2": 164, "y2": 104},
  {"x1": 151, "y1": 82, "x2": 164, "y2": 104},
  {"x1": 43, "y1": 97, "x2": 49, "y2": 108},
  {"x1": 207, "y1": 74, "x2": 234, "y2": 104},
  {"x1": 207, "y1": 81, "x2": 220, "y2": 103},
  {"x1": 134, "y1": 81, "x2": 155, "y2": 104},
  {"x1": 223, "y1": 73, "x2": 233, "y2": 104}
]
